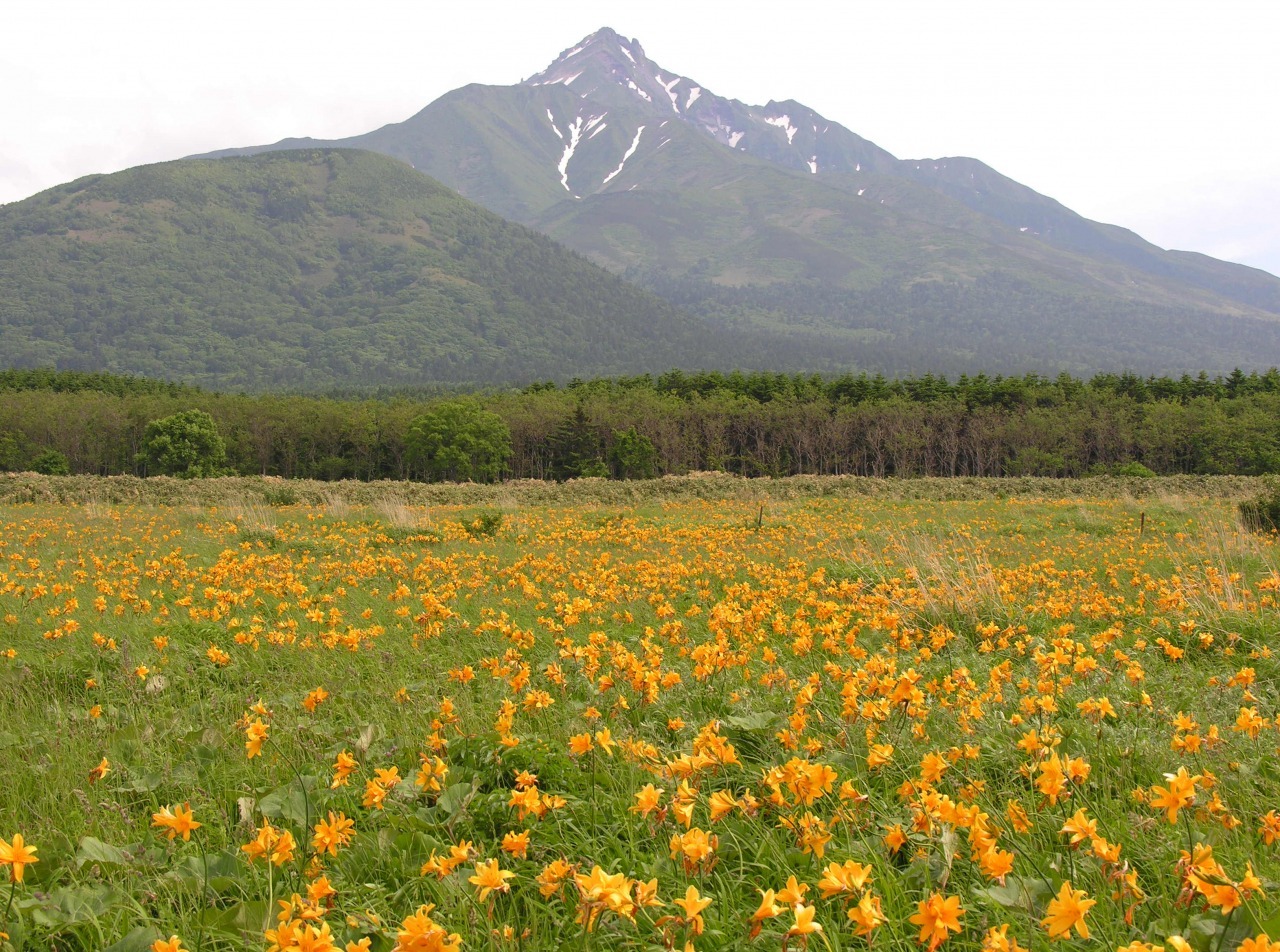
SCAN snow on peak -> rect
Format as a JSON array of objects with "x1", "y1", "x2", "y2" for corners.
[
  {"x1": 619, "y1": 43, "x2": 635, "y2": 63},
  {"x1": 763, "y1": 114, "x2": 798, "y2": 144},
  {"x1": 686, "y1": 86, "x2": 701, "y2": 109},
  {"x1": 602, "y1": 125, "x2": 646, "y2": 185}
]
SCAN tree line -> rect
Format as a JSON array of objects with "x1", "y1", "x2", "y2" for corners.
[{"x1": 3, "y1": 369, "x2": 1280, "y2": 481}]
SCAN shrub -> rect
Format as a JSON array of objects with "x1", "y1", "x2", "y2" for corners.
[
  {"x1": 1239, "y1": 485, "x2": 1280, "y2": 533},
  {"x1": 30, "y1": 448, "x2": 70, "y2": 475},
  {"x1": 138, "y1": 409, "x2": 227, "y2": 478}
]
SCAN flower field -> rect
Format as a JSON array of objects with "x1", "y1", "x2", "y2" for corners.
[{"x1": 1, "y1": 486, "x2": 1279, "y2": 951}]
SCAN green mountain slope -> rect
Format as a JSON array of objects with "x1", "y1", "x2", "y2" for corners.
[
  {"x1": 199, "y1": 27, "x2": 1280, "y2": 375},
  {"x1": 0, "y1": 150, "x2": 771, "y2": 389}
]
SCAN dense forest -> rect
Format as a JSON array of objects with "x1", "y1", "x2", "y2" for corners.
[{"x1": 3, "y1": 368, "x2": 1280, "y2": 481}]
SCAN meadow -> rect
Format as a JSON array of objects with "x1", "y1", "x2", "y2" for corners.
[{"x1": 1, "y1": 475, "x2": 1278, "y2": 952}]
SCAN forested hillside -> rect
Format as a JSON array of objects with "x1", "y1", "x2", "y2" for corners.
[{"x1": 0, "y1": 150, "x2": 768, "y2": 389}]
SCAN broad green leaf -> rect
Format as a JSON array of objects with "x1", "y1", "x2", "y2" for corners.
[
  {"x1": 201, "y1": 899, "x2": 272, "y2": 937},
  {"x1": 29, "y1": 884, "x2": 123, "y2": 928},
  {"x1": 437, "y1": 781, "x2": 474, "y2": 817},
  {"x1": 116, "y1": 772, "x2": 164, "y2": 793},
  {"x1": 75, "y1": 836, "x2": 131, "y2": 868},
  {"x1": 104, "y1": 926, "x2": 165, "y2": 952},
  {"x1": 978, "y1": 875, "x2": 1052, "y2": 912},
  {"x1": 259, "y1": 776, "x2": 319, "y2": 826}
]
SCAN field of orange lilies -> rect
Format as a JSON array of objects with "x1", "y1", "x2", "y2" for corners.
[{"x1": 0, "y1": 488, "x2": 1278, "y2": 951}]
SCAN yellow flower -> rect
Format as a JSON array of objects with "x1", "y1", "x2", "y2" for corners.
[
  {"x1": 469, "y1": 858, "x2": 516, "y2": 901},
  {"x1": 910, "y1": 892, "x2": 964, "y2": 951},
  {"x1": 1239, "y1": 937, "x2": 1280, "y2": 952},
  {"x1": 87, "y1": 756, "x2": 110, "y2": 784},
  {"x1": 847, "y1": 891, "x2": 887, "y2": 938},
  {"x1": 392, "y1": 903, "x2": 461, "y2": 951},
  {"x1": 244, "y1": 717, "x2": 269, "y2": 759},
  {"x1": 787, "y1": 903, "x2": 823, "y2": 938},
  {"x1": 151, "y1": 803, "x2": 201, "y2": 842},
  {"x1": 776, "y1": 874, "x2": 809, "y2": 906},
  {"x1": 331, "y1": 749, "x2": 358, "y2": 788},
  {"x1": 0, "y1": 833, "x2": 38, "y2": 883},
  {"x1": 1149, "y1": 766, "x2": 1200, "y2": 824},
  {"x1": 311, "y1": 811, "x2": 355, "y2": 856},
  {"x1": 1041, "y1": 881, "x2": 1096, "y2": 940},
  {"x1": 501, "y1": 830, "x2": 530, "y2": 859},
  {"x1": 867, "y1": 743, "x2": 894, "y2": 769},
  {"x1": 983, "y1": 924, "x2": 1028, "y2": 952},
  {"x1": 631, "y1": 783, "x2": 664, "y2": 816},
  {"x1": 672, "y1": 884, "x2": 711, "y2": 935},
  {"x1": 817, "y1": 859, "x2": 873, "y2": 899}
]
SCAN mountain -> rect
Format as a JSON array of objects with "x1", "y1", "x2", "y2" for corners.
[
  {"x1": 199, "y1": 27, "x2": 1280, "y2": 375},
  {"x1": 2, "y1": 29, "x2": 1276, "y2": 388},
  {"x1": 0, "y1": 149, "x2": 789, "y2": 389}
]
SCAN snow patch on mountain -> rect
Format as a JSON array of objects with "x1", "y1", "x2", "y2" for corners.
[
  {"x1": 547, "y1": 110, "x2": 563, "y2": 139},
  {"x1": 619, "y1": 43, "x2": 635, "y2": 63},
  {"x1": 808, "y1": 157, "x2": 818, "y2": 174},
  {"x1": 557, "y1": 116, "x2": 585, "y2": 196},
  {"x1": 764, "y1": 114, "x2": 798, "y2": 145},
  {"x1": 602, "y1": 125, "x2": 645, "y2": 185},
  {"x1": 656, "y1": 74, "x2": 682, "y2": 113},
  {"x1": 686, "y1": 87, "x2": 701, "y2": 109},
  {"x1": 625, "y1": 78, "x2": 653, "y2": 102}
]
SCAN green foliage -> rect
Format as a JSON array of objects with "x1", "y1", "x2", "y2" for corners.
[
  {"x1": 0, "y1": 151, "x2": 724, "y2": 391},
  {"x1": 406, "y1": 399, "x2": 511, "y2": 483},
  {"x1": 548, "y1": 405, "x2": 605, "y2": 481},
  {"x1": 1239, "y1": 485, "x2": 1280, "y2": 533},
  {"x1": 462, "y1": 508, "x2": 504, "y2": 537},
  {"x1": 0, "y1": 431, "x2": 25, "y2": 471},
  {"x1": 1109, "y1": 461, "x2": 1157, "y2": 478},
  {"x1": 3, "y1": 367, "x2": 1280, "y2": 482},
  {"x1": 30, "y1": 447, "x2": 70, "y2": 475},
  {"x1": 609, "y1": 426, "x2": 658, "y2": 479},
  {"x1": 138, "y1": 409, "x2": 227, "y2": 478}
]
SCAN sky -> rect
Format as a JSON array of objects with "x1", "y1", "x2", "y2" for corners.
[{"x1": 4, "y1": 0, "x2": 1278, "y2": 276}]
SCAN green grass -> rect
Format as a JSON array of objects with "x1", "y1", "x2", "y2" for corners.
[{"x1": 0, "y1": 479, "x2": 1278, "y2": 950}]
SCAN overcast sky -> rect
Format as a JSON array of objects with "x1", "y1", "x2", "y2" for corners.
[{"x1": 4, "y1": 0, "x2": 1277, "y2": 276}]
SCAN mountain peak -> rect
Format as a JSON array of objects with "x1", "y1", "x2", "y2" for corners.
[{"x1": 526, "y1": 27, "x2": 649, "y2": 88}]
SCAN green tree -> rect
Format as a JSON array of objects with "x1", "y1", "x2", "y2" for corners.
[
  {"x1": 406, "y1": 399, "x2": 512, "y2": 483},
  {"x1": 0, "y1": 432, "x2": 25, "y2": 471},
  {"x1": 138, "y1": 409, "x2": 227, "y2": 477},
  {"x1": 548, "y1": 404, "x2": 606, "y2": 480},
  {"x1": 30, "y1": 448, "x2": 70, "y2": 475},
  {"x1": 610, "y1": 427, "x2": 658, "y2": 479}
]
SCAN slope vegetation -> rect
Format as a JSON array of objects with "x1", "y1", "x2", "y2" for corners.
[{"x1": 0, "y1": 150, "x2": 753, "y2": 389}]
